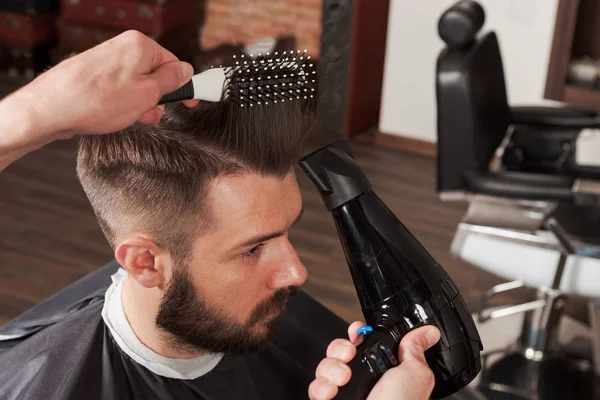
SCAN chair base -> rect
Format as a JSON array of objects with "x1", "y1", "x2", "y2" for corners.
[
  {"x1": 469, "y1": 305, "x2": 599, "y2": 399},
  {"x1": 478, "y1": 341, "x2": 597, "y2": 399}
]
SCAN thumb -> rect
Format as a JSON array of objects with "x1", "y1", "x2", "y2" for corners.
[
  {"x1": 399, "y1": 325, "x2": 441, "y2": 363},
  {"x1": 364, "y1": 326, "x2": 440, "y2": 400},
  {"x1": 149, "y1": 61, "x2": 194, "y2": 97}
]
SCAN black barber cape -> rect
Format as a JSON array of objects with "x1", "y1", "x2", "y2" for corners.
[{"x1": 0, "y1": 261, "x2": 350, "y2": 400}]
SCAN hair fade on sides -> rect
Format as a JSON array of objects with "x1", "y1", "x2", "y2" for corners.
[{"x1": 76, "y1": 99, "x2": 315, "y2": 261}]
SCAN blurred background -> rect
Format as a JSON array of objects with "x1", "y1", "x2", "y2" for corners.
[
  {"x1": 1, "y1": 2, "x2": 600, "y2": 397},
  {"x1": 3, "y1": 0, "x2": 600, "y2": 398}
]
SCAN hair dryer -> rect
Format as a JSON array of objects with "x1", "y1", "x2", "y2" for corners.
[{"x1": 298, "y1": 139, "x2": 482, "y2": 399}]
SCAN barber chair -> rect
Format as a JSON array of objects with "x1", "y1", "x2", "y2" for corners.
[{"x1": 436, "y1": 1, "x2": 600, "y2": 399}]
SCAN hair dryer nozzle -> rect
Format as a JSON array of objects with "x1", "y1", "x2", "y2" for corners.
[{"x1": 298, "y1": 139, "x2": 371, "y2": 210}]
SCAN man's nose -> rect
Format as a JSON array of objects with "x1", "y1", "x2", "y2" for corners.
[{"x1": 269, "y1": 241, "x2": 308, "y2": 289}]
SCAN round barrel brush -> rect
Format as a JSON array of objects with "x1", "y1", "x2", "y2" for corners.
[{"x1": 158, "y1": 50, "x2": 316, "y2": 107}]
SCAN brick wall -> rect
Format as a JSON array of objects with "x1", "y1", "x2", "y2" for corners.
[{"x1": 200, "y1": 0, "x2": 322, "y2": 57}]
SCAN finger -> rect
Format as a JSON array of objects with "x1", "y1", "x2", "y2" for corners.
[
  {"x1": 308, "y1": 377, "x2": 338, "y2": 400},
  {"x1": 367, "y1": 360, "x2": 435, "y2": 400},
  {"x1": 315, "y1": 357, "x2": 352, "y2": 387},
  {"x1": 138, "y1": 106, "x2": 162, "y2": 125},
  {"x1": 149, "y1": 40, "x2": 179, "y2": 71},
  {"x1": 148, "y1": 61, "x2": 194, "y2": 98},
  {"x1": 116, "y1": 30, "x2": 178, "y2": 73},
  {"x1": 363, "y1": 326, "x2": 439, "y2": 400},
  {"x1": 347, "y1": 320, "x2": 366, "y2": 346},
  {"x1": 152, "y1": 104, "x2": 165, "y2": 124},
  {"x1": 326, "y1": 338, "x2": 356, "y2": 363},
  {"x1": 399, "y1": 325, "x2": 441, "y2": 363},
  {"x1": 138, "y1": 109, "x2": 155, "y2": 125},
  {"x1": 182, "y1": 99, "x2": 200, "y2": 108}
]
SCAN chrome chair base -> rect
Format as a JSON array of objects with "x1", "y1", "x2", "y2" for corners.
[
  {"x1": 466, "y1": 297, "x2": 600, "y2": 400},
  {"x1": 445, "y1": 195, "x2": 600, "y2": 399},
  {"x1": 478, "y1": 339, "x2": 597, "y2": 399}
]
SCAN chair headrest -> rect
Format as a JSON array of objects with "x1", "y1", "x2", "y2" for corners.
[{"x1": 438, "y1": 0, "x2": 485, "y2": 50}]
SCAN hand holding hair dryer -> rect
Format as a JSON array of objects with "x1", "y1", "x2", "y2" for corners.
[{"x1": 298, "y1": 139, "x2": 483, "y2": 399}]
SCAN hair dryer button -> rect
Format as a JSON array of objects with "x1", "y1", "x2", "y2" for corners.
[
  {"x1": 377, "y1": 343, "x2": 398, "y2": 368},
  {"x1": 357, "y1": 325, "x2": 374, "y2": 336},
  {"x1": 366, "y1": 351, "x2": 387, "y2": 375}
]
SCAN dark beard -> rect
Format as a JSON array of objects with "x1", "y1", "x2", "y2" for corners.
[{"x1": 155, "y1": 263, "x2": 297, "y2": 356}]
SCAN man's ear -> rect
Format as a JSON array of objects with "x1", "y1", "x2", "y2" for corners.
[{"x1": 115, "y1": 235, "x2": 170, "y2": 289}]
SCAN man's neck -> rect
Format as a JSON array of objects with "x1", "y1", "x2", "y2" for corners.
[{"x1": 120, "y1": 277, "x2": 207, "y2": 359}]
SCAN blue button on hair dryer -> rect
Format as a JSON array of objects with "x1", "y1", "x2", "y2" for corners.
[{"x1": 298, "y1": 139, "x2": 483, "y2": 399}]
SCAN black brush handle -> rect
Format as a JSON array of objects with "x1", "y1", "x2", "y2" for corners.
[{"x1": 158, "y1": 80, "x2": 194, "y2": 105}]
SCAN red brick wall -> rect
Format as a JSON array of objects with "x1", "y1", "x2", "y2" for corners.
[{"x1": 200, "y1": 0, "x2": 322, "y2": 57}]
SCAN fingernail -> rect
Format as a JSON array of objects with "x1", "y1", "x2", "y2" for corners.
[
  {"x1": 425, "y1": 327, "x2": 441, "y2": 348},
  {"x1": 181, "y1": 62, "x2": 193, "y2": 80}
]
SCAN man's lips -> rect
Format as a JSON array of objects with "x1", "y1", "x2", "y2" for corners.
[{"x1": 251, "y1": 287, "x2": 296, "y2": 325}]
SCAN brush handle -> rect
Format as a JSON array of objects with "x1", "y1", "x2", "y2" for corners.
[{"x1": 158, "y1": 80, "x2": 195, "y2": 105}]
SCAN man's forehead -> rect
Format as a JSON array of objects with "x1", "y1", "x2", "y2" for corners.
[
  {"x1": 190, "y1": 172, "x2": 302, "y2": 256},
  {"x1": 207, "y1": 171, "x2": 300, "y2": 223}
]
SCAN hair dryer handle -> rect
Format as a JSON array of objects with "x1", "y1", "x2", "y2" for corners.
[{"x1": 337, "y1": 329, "x2": 400, "y2": 399}]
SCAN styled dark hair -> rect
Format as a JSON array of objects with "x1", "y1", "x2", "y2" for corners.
[{"x1": 76, "y1": 99, "x2": 314, "y2": 261}]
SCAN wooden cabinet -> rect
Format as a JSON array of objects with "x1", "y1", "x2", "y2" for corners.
[{"x1": 545, "y1": 0, "x2": 600, "y2": 112}]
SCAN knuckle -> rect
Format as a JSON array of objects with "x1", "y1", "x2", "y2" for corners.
[
  {"x1": 120, "y1": 30, "x2": 148, "y2": 57},
  {"x1": 316, "y1": 358, "x2": 350, "y2": 387},
  {"x1": 308, "y1": 378, "x2": 335, "y2": 400},
  {"x1": 326, "y1": 339, "x2": 350, "y2": 357},
  {"x1": 307, "y1": 380, "x2": 319, "y2": 400},
  {"x1": 315, "y1": 358, "x2": 327, "y2": 378},
  {"x1": 122, "y1": 30, "x2": 146, "y2": 44},
  {"x1": 316, "y1": 358, "x2": 336, "y2": 377},
  {"x1": 326, "y1": 339, "x2": 355, "y2": 362},
  {"x1": 315, "y1": 358, "x2": 335, "y2": 379}
]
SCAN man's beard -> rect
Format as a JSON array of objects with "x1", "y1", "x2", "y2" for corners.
[{"x1": 155, "y1": 263, "x2": 297, "y2": 357}]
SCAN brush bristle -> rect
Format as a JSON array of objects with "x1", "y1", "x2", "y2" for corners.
[{"x1": 222, "y1": 49, "x2": 315, "y2": 108}]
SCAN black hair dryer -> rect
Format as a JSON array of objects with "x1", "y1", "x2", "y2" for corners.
[{"x1": 298, "y1": 139, "x2": 483, "y2": 399}]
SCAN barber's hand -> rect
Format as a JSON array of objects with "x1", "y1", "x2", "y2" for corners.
[
  {"x1": 7, "y1": 30, "x2": 197, "y2": 142},
  {"x1": 308, "y1": 321, "x2": 441, "y2": 400}
]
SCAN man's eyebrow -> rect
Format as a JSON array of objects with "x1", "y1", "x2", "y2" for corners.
[{"x1": 233, "y1": 207, "x2": 304, "y2": 250}]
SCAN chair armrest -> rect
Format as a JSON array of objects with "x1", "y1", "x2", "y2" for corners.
[
  {"x1": 511, "y1": 106, "x2": 599, "y2": 129},
  {"x1": 462, "y1": 170, "x2": 575, "y2": 201}
]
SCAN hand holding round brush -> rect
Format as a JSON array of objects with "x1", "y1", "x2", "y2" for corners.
[{"x1": 0, "y1": 29, "x2": 314, "y2": 172}]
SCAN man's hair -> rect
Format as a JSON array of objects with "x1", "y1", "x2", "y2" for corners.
[{"x1": 76, "y1": 100, "x2": 314, "y2": 261}]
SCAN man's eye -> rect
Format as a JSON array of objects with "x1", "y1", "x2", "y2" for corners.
[{"x1": 242, "y1": 244, "x2": 264, "y2": 259}]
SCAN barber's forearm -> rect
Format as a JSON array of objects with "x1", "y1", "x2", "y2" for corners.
[
  {"x1": 0, "y1": 89, "x2": 52, "y2": 172},
  {"x1": 0, "y1": 31, "x2": 196, "y2": 173}
]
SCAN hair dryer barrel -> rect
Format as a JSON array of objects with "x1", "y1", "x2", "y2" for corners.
[{"x1": 298, "y1": 139, "x2": 483, "y2": 398}]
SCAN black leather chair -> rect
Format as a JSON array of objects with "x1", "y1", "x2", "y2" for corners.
[
  {"x1": 436, "y1": 1, "x2": 600, "y2": 201},
  {"x1": 435, "y1": 1, "x2": 600, "y2": 399}
]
